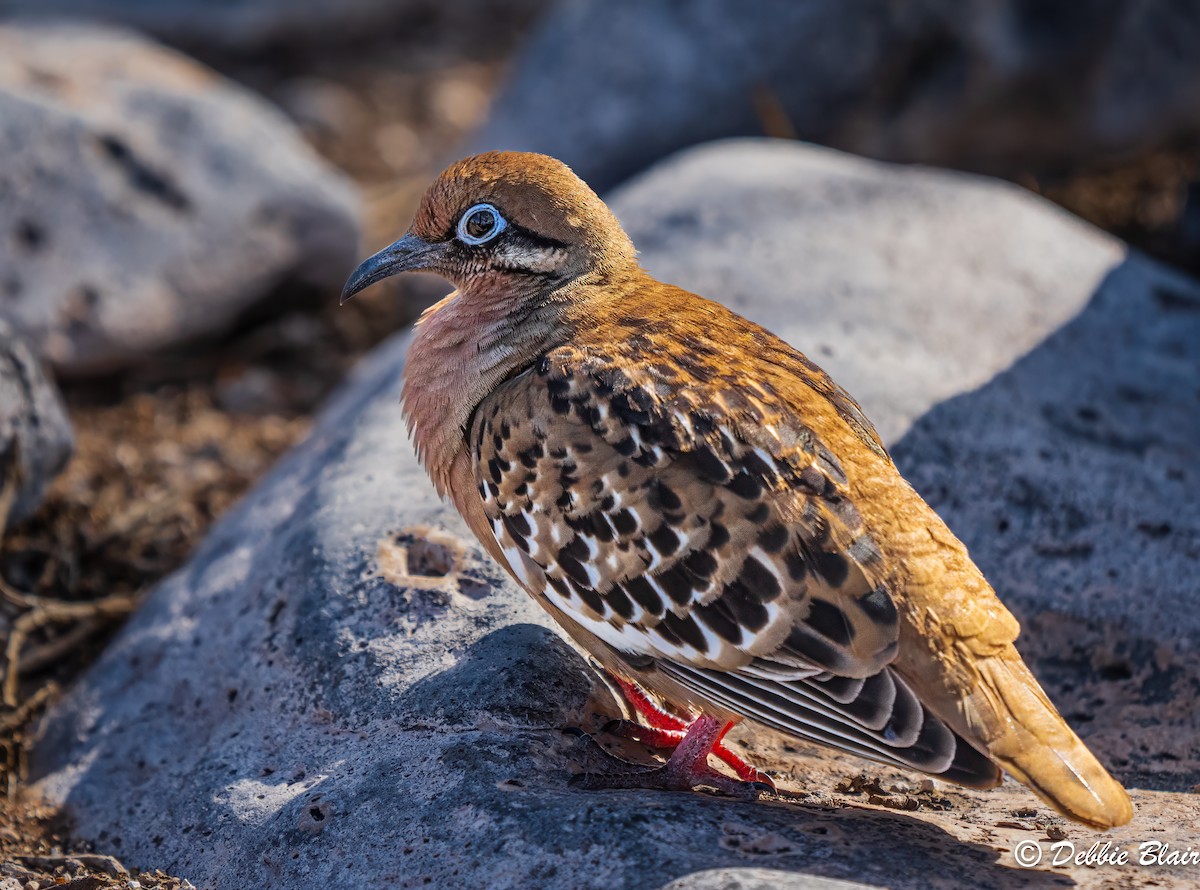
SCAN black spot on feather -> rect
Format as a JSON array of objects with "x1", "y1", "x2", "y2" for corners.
[
  {"x1": 655, "y1": 565, "x2": 695, "y2": 606},
  {"x1": 564, "y1": 536, "x2": 590, "y2": 560},
  {"x1": 571, "y1": 580, "x2": 605, "y2": 615},
  {"x1": 649, "y1": 482, "x2": 681, "y2": 512},
  {"x1": 682, "y1": 549, "x2": 717, "y2": 580},
  {"x1": 806, "y1": 599, "x2": 855, "y2": 645},
  {"x1": 759, "y1": 524, "x2": 788, "y2": 553},
  {"x1": 721, "y1": 579, "x2": 769, "y2": 632},
  {"x1": 518, "y1": 442, "x2": 544, "y2": 468},
  {"x1": 784, "y1": 549, "x2": 807, "y2": 581},
  {"x1": 694, "y1": 599, "x2": 742, "y2": 644},
  {"x1": 624, "y1": 577, "x2": 663, "y2": 615},
  {"x1": 727, "y1": 471, "x2": 762, "y2": 499},
  {"x1": 648, "y1": 524, "x2": 680, "y2": 557},
  {"x1": 659, "y1": 611, "x2": 708, "y2": 653},
  {"x1": 611, "y1": 509, "x2": 637, "y2": 536},
  {"x1": 688, "y1": 445, "x2": 731, "y2": 483},
  {"x1": 741, "y1": 555, "x2": 781, "y2": 601},
  {"x1": 813, "y1": 549, "x2": 850, "y2": 587},
  {"x1": 857, "y1": 588, "x2": 897, "y2": 627},
  {"x1": 605, "y1": 584, "x2": 634, "y2": 620},
  {"x1": 557, "y1": 552, "x2": 590, "y2": 587},
  {"x1": 708, "y1": 522, "x2": 730, "y2": 549}
]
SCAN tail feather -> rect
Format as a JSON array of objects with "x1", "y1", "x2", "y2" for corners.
[{"x1": 965, "y1": 651, "x2": 1133, "y2": 829}]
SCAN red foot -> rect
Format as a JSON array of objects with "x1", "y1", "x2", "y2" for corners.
[{"x1": 608, "y1": 676, "x2": 776, "y2": 792}]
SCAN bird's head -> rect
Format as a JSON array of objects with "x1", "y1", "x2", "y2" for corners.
[{"x1": 341, "y1": 151, "x2": 636, "y2": 303}]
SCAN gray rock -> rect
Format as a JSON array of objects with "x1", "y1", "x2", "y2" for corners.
[
  {"x1": 0, "y1": 0, "x2": 549, "y2": 52},
  {"x1": 472, "y1": 0, "x2": 1200, "y2": 192},
  {"x1": 0, "y1": 22, "x2": 360, "y2": 374},
  {"x1": 0, "y1": 319, "x2": 72, "y2": 526},
  {"x1": 33, "y1": 141, "x2": 1199, "y2": 888},
  {"x1": 616, "y1": 140, "x2": 1120, "y2": 446}
]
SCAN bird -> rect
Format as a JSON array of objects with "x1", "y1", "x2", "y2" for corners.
[{"x1": 341, "y1": 150, "x2": 1133, "y2": 829}]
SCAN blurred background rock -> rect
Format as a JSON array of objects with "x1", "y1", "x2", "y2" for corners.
[
  {"x1": 472, "y1": 0, "x2": 1200, "y2": 271},
  {"x1": 0, "y1": 1, "x2": 1197, "y2": 886}
]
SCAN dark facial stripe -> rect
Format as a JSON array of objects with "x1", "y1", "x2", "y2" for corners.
[{"x1": 507, "y1": 221, "x2": 571, "y2": 251}]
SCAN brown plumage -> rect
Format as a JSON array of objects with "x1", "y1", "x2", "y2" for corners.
[{"x1": 342, "y1": 151, "x2": 1133, "y2": 828}]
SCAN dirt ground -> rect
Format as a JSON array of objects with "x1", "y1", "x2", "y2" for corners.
[{"x1": 1, "y1": 15, "x2": 1198, "y2": 887}]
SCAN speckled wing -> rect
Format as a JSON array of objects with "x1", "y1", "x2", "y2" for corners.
[{"x1": 470, "y1": 345, "x2": 999, "y2": 785}]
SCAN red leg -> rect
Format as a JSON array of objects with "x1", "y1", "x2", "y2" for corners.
[
  {"x1": 575, "y1": 715, "x2": 764, "y2": 797},
  {"x1": 611, "y1": 676, "x2": 688, "y2": 731},
  {"x1": 602, "y1": 720, "x2": 685, "y2": 750},
  {"x1": 588, "y1": 674, "x2": 776, "y2": 794},
  {"x1": 711, "y1": 722, "x2": 777, "y2": 791}
]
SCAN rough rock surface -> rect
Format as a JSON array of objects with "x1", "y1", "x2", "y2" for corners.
[
  {"x1": 0, "y1": 0, "x2": 549, "y2": 52},
  {"x1": 0, "y1": 22, "x2": 360, "y2": 374},
  {"x1": 0, "y1": 320, "x2": 72, "y2": 526},
  {"x1": 33, "y1": 142, "x2": 1200, "y2": 889},
  {"x1": 472, "y1": 0, "x2": 1200, "y2": 191}
]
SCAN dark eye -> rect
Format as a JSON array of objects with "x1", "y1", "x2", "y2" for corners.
[{"x1": 457, "y1": 202, "x2": 507, "y2": 245}]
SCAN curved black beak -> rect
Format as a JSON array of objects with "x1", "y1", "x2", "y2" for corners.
[{"x1": 340, "y1": 233, "x2": 446, "y2": 304}]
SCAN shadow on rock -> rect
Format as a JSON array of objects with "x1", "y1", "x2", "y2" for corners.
[
  {"x1": 400, "y1": 622, "x2": 600, "y2": 730},
  {"x1": 299, "y1": 631, "x2": 1076, "y2": 890}
]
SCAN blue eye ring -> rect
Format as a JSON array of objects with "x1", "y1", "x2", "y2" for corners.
[{"x1": 457, "y1": 203, "x2": 507, "y2": 245}]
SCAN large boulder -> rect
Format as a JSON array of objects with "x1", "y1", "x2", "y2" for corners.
[
  {"x1": 0, "y1": 0, "x2": 550, "y2": 53},
  {"x1": 0, "y1": 320, "x2": 72, "y2": 526},
  {"x1": 32, "y1": 141, "x2": 1200, "y2": 888},
  {"x1": 472, "y1": 0, "x2": 1200, "y2": 192},
  {"x1": 0, "y1": 22, "x2": 360, "y2": 374}
]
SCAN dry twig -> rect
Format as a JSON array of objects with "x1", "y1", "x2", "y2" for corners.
[{"x1": 3, "y1": 592, "x2": 139, "y2": 707}]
